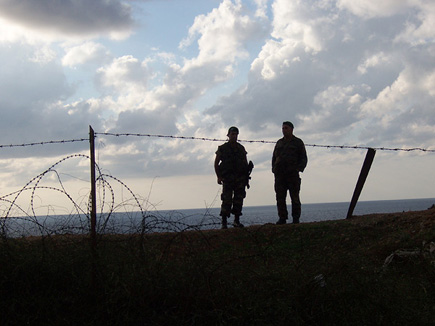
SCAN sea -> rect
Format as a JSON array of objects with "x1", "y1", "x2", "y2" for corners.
[{"x1": 2, "y1": 198, "x2": 434, "y2": 238}]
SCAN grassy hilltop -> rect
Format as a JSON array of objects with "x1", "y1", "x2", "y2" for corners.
[{"x1": 1, "y1": 208, "x2": 434, "y2": 325}]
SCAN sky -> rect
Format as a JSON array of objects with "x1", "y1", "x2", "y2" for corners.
[{"x1": 0, "y1": 0, "x2": 434, "y2": 215}]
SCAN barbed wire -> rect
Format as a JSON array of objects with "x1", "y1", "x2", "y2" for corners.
[
  {"x1": 95, "y1": 132, "x2": 435, "y2": 153},
  {"x1": 0, "y1": 138, "x2": 88, "y2": 148},
  {"x1": 0, "y1": 152, "x2": 226, "y2": 237},
  {"x1": 0, "y1": 133, "x2": 434, "y2": 153},
  {"x1": 306, "y1": 144, "x2": 435, "y2": 152}
]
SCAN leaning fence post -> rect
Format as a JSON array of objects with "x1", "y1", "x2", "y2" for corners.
[
  {"x1": 89, "y1": 126, "x2": 97, "y2": 249},
  {"x1": 346, "y1": 148, "x2": 376, "y2": 219}
]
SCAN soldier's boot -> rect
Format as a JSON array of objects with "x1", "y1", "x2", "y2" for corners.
[
  {"x1": 233, "y1": 215, "x2": 244, "y2": 228},
  {"x1": 276, "y1": 216, "x2": 287, "y2": 225},
  {"x1": 221, "y1": 216, "x2": 228, "y2": 229}
]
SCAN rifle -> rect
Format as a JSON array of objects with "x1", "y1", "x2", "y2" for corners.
[{"x1": 246, "y1": 160, "x2": 254, "y2": 189}]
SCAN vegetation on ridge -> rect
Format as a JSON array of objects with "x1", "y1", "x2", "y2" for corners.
[{"x1": 1, "y1": 208, "x2": 434, "y2": 325}]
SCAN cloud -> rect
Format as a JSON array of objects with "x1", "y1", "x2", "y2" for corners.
[
  {"x1": 1, "y1": 0, "x2": 434, "y2": 207},
  {"x1": 204, "y1": 0, "x2": 435, "y2": 153},
  {"x1": 394, "y1": 1, "x2": 435, "y2": 45},
  {"x1": 110, "y1": 108, "x2": 179, "y2": 136},
  {"x1": 0, "y1": 0, "x2": 134, "y2": 40},
  {"x1": 84, "y1": 0, "x2": 270, "y2": 178},
  {"x1": 62, "y1": 42, "x2": 112, "y2": 67},
  {"x1": 359, "y1": 61, "x2": 435, "y2": 146},
  {"x1": 253, "y1": 0, "x2": 269, "y2": 18},
  {"x1": 96, "y1": 55, "x2": 149, "y2": 95},
  {"x1": 337, "y1": 0, "x2": 435, "y2": 45},
  {"x1": 337, "y1": 0, "x2": 411, "y2": 18},
  {"x1": 270, "y1": 0, "x2": 335, "y2": 54},
  {"x1": 99, "y1": 0, "x2": 267, "y2": 131},
  {"x1": 357, "y1": 52, "x2": 392, "y2": 74},
  {"x1": 0, "y1": 43, "x2": 103, "y2": 158},
  {"x1": 205, "y1": 0, "x2": 342, "y2": 131},
  {"x1": 179, "y1": 0, "x2": 266, "y2": 69}
]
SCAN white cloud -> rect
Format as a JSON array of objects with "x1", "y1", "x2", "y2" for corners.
[
  {"x1": 62, "y1": 42, "x2": 112, "y2": 67},
  {"x1": 98, "y1": 0, "x2": 268, "y2": 133},
  {"x1": 359, "y1": 63, "x2": 435, "y2": 146},
  {"x1": 253, "y1": 0, "x2": 269, "y2": 18},
  {"x1": 361, "y1": 64, "x2": 434, "y2": 118},
  {"x1": 271, "y1": 0, "x2": 325, "y2": 53},
  {"x1": 251, "y1": 0, "x2": 339, "y2": 80},
  {"x1": 297, "y1": 84, "x2": 368, "y2": 139},
  {"x1": 29, "y1": 45, "x2": 57, "y2": 64},
  {"x1": 337, "y1": 0, "x2": 435, "y2": 47},
  {"x1": 0, "y1": 17, "x2": 38, "y2": 44},
  {"x1": 358, "y1": 52, "x2": 392, "y2": 74},
  {"x1": 199, "y1": 0, "x2": 435, "y2": 181},
  {"x1": 180, "y1": 0, "x2": 262, "y2": 69},
  {"x1": 337, "y1": 0, "x2": 411, "y2": 18},
  {"x1": 394, "y1": 1, "x2": 435, "y2": 45},
  {"x1": 96, "y1": 55, "x2": 149, "y2": 94}
]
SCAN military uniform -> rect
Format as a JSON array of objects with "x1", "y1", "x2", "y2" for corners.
[
  {"x1": 216, "y1": 142, "x2": 248, "y2": 219},
  {"x1": 272, "y1": 135, "x2": 307, "y2": 223}
]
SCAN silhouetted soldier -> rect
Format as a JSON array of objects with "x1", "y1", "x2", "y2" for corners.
[
  {"x1": 214, "y1": 127, "x2": 249, "y2": 229},
  {"x1": 272, "y1": 121, "x2": 308, "y2": 224}
]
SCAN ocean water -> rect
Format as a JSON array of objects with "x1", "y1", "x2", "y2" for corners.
[
  {"x1": 156, "y1": 197, "x2": 435, "y2": 230},
  {"x1": 3, "y1": 198, "x2": 435, "y2": 237}
]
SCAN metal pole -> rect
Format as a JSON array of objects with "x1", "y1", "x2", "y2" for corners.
[
  {"x1": 89, "y1": 126, "x2": 97, "y2": 248},
  {"x1": 346, "y1": 148, "x2": 376, "y2": 219}
]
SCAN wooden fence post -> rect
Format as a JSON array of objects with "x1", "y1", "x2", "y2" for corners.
[
  {"x1": 346, "y1": 148, "x2": 376, "y2": 219},
  {"x1": 89, "y1": 126, "x2": 97, "y2": 249}
]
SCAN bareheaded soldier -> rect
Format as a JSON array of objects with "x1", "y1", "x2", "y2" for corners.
[{"x1": 272, "y1": 121, "x2": 308, "y2": 224}]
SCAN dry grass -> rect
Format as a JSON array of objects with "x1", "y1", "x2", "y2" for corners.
[{"x1": 1, "y1": 208, "x2": 434, "y2": 325}]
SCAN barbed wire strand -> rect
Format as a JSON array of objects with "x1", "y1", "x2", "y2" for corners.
[
  {"x1": 0, "y1": 138, "x2": 88, "y2": 148},
  {"x1": 95, "y1": 132, "x2": 435, "y2": 153},
  {"x1": 0, "y1": 133, "x2": 433, "y2": 152}
]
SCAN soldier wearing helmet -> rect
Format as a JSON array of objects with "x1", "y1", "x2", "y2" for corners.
[{"x1": 214, "y1": 126, "x2": 250, "y2": 229}]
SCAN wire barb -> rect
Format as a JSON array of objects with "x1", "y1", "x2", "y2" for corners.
[
  {"x1": 0, "y1": 133, "x2": 433, "y2": 153},
  {"x1": 0, "y1": 138, "x2": 88, "y2": 148},
  {"x1": 95, "y1": 132, "x2": 435, "y2": 153}
]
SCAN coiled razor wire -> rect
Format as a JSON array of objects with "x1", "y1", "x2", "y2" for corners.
[{"x1": 0, "y1": 153, "x2": 223, "y2": 238}]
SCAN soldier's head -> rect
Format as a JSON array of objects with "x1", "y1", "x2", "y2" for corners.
[
  {"x1": 282, "y1": 121, "x2": 294, "y2": 138},
  {"x1": 227, "y1": 126, "x2": 239, "y2": 142}
]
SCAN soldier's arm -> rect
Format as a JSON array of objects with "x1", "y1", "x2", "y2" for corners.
[
  {"x1": 271, "y1": 144, "x2": 278, "y2": 172},
  {"x1": 214, "y1": 154, "x2": 223, "y2": 184},
  {"x1": 298, "y1": 141, "x2": 308, "y2": 172}
]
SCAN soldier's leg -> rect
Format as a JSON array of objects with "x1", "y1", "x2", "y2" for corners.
[
  {"x1": 274, "y1": 176, "x2": 288, "y2": 223},
  {"x1": 220, "y1": 183, "x2": 233, "y2": 229},
  {"x1": 289, "y1": 176, "x2": 301, "y2": 223},
  {"x1": 221, "y1": 215, "x2": 228, "y2": 229},
  {"x1": 232, "y1": 180, "x2": 246, "y2": 227},
  {"x1": 231, "y1": 180, "x2": 246, "y2": 216}
]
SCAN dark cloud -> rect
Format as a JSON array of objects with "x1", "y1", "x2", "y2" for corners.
[
  {"x1": 108, "y1": 108, "x2": 179, "y2": 135},
  {"x1": 205, "y1": 53, "x2": 331, "y2": 133},
  {"x1": 0, "y1": 0, "x2": 133, "y2": 36},
  {"x1": 0, "y1": 44, "x2": 72, "y2": 106},
  {"x1": 0, "y1": 44, "x2": 103, "y2": 158}
]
